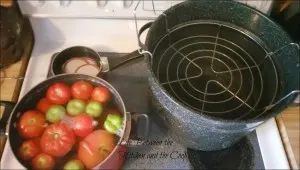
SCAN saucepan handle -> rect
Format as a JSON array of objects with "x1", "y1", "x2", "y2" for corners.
[
  {"x1": 105, "y1": 50, "x2": 144, "y2": 72},
  {"x1": 0, "y1": 101, "x2": 16, "y2": 136},
  {"x1": 121, "y1": 112, "x2": 150, "y2": 146},
  {"x1": 103, "y1": 22, "x2": 153, "y2": 72}
]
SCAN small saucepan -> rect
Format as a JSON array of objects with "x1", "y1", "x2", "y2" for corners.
[
  {"x1": 50, "y1": 46, "x2": 143, "y2": 77},
  {"x1": 0, "y1": 74, "x2": 149, "y2": 169}
]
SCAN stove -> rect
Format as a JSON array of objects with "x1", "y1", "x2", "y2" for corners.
[
  {"x1": 1, "y1": 0, "x2": 290, "y2": 169},
  {"x1": 47, "y1": 52, "x2": 265, "y2": 169}
]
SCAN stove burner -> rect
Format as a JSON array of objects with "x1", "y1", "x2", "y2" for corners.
[{"x1": 187, "y1": 136, "x2": 254, "y2": 169}]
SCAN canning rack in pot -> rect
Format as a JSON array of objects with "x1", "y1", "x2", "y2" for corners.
[{"x1": 133, "y1": 0, "x2": 299, "y2": 121}]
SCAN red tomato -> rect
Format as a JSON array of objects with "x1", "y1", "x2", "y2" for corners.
[
  {"x1": 40, "y1": 122, "x2": 75, "y2": 157},
  {"x1": 18, "y1": 139, "x2": 41, "y2": 160},
  {"x1": 78, "y1": 130, "x2": 115, "y2": 169},
  {"x1": 36, "y1": 98, "x2": 54, "y2": 113},
  {"x1": 46, "y1": 82, "x2": 72, "y2": 105},
  {"x1": 17, "y1": 110, "x2": 46, "y2": 139},
  {"x1": 73, "y1": 114, "x2": 95, "y2": 137},
  {"x1": 71, "y1": 81, "x2": 94, "y2": 100},
  {"x1": 31, "y1": 153, "x2": 55, "y2": 170},
  {"x1": 91, "y1": 86, "x2": 111, "y2": 103}
]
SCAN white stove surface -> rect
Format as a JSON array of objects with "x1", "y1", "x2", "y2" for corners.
[{"x1": 1, "y1": 17, "x2": 290, "y2": 169}]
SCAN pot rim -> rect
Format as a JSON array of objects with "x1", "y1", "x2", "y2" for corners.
[
  {"x1": 6, "y1": 73, "x2": 128, "y2": 169},
  {"x1": 143, "y1": 0, "x2": 298, "y2": 127}
]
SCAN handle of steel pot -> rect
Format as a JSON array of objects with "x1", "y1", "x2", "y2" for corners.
[
  {"x1": 291, "y1": 42, "x2": 300, "y2": 106},
  {"x1": 137, "y1": 22, "x2": 153, "y2": 50},
  {"x1": 105, "y1": 50, "x2": 144, "y2": 72},
  {"x1": 0, "y1": 101, "x2": 16, "y2": 136},
  {"x1": 291, "y1": 95, "x2": 299, "y2": 106},
  {"x1": 122, "y1": 112, "x2": 150, "y2": 146}
]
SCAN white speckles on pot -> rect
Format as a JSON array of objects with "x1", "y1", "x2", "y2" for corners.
[{"x1": 144, "y1": 0, "x2": 299, "y2": 151}]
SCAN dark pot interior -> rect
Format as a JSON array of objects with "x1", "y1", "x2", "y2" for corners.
[{"x1": 51, "y1": 46, "x2": 102, "y2": 75}]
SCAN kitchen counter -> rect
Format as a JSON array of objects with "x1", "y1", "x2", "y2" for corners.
[
  {"x1": 0, "y1": 38, "x2": 299, "y2": 169},
  {"x1": 276, "y1": 107, "x2": 300, "y2": 169},
  {"x1": 0, "y1": 18, "x2": 33, "y2": 159}
]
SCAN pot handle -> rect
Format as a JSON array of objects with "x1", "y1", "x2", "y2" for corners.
[
  {"x1": 121, "y1": 112, "x2": 150, "y2": 146},
  {"x1": 99, "y1": 22, "x2": 153, "y2": 72},
  {"x1": 291, "y1": 94, "x2": 299, "y2": 107},
  {"x1": 290, "y1": 43, "x2": 300, "y2": 107},
  {"x1": 137, "y1": 22, "x2": 153, "y2": 50},
  {"x1": 105, "y1": 50, "x2": 144, "y2": 72},
  {"x1": 0, "y1": 101, "x2": 16, "y2": 136}
]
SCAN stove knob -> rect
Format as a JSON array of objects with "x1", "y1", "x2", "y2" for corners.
[
  {"x1": 38, "y1": 0, "x2": 45, "y2": 6},
  {"x1": 114, "y1": 0, "x2": 132, "y2": 8},
  {"x1": 29, "y1": 0, "x2": 45, "y2": 7},
  {"x1": 114, "y1": 0, "x2": 123, "y2": 8},
  {"x1": 97, "y1": 0, "x2": 107, "y2": 8},
  {"x1": 124, "y1": 0, "x2": 133, "y2": 8},
  {"x1": 60, "y1": 0, "x2": 71, "y2": 7}
]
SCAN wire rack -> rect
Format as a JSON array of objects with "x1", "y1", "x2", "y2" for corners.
[{"x1": 133, "y1": 0, "x2": 300, "y2": 120}]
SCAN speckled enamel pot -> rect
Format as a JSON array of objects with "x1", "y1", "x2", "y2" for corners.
[{"x1": 143, "y1": 0, "x2": 299, "y2": 151}]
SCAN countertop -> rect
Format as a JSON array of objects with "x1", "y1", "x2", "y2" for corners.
[
  {"x1": 276, "y1": 107, "x2": 300, "y2": 169},
  {"x1": 0, "y1": 18, "x2": 33, "y2": 159}
]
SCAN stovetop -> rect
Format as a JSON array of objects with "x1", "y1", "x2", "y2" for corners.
[{"x1": 46, "y1": 52, "x2": 265, "y2": 169}]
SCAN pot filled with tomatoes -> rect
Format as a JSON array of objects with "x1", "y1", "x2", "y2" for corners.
[{"x1": 0, "y1": 74, "x2": 149, "y2": 170}]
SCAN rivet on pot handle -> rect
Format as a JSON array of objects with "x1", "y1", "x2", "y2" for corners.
[
  {"x1": 121, "y1": 112, "x2": 150, "y2": 146},
  {"x1": 0, "y1": 101, "x2": 16, "y2": 136}
]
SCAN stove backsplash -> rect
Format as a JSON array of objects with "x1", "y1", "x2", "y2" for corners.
[
  {"x1": 21, "y1": 0, "x2": 273, "y2": 53},
  {"x1": 29, "y1": 18, "x2": 151, "y2": 53}
]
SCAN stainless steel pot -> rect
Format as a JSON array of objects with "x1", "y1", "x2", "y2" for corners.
[{"x1": 0, "y1": 74, "x2": 149, "y2": 169}]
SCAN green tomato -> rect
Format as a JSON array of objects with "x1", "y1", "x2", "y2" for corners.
[
  {"x1": 64, "y1": 160, "x2": 84, "y2": 170},
  {"x1": 66, "y1": 99, "x2": 86, "y2": 116},
  {"x1": 85, "y1": 101, "x2": 103, "y2": 118},
  {"x1": 46, "y1": 105, "x2": 66, "y2": 123},
  {"x1": 104, "y1": 114, "x2": 123, "y2": 134}
]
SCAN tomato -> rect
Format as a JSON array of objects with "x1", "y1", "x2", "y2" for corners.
[
  {"x1": 78, "y1": 130, "x2": 115, "y2": 169},
  {"x1": 103, "y1": 114, "x2": 123, "y2": 135},
  {"x1": 46, "y1": 105, "x2": 66, "y2": 123},
  {"x1": 91, "y1": 86, "x2": 111, "y2": 103},
  {"x1": 98, "y1": 108, "x2": 121, "y2": 129},
  {"x1": 32, "y1": 153, "x2": 55, "y2": 170},
  {"x1": 46, "y1": 82, "x2": 72, "y2": 105},
  {"x1": 40, "y1": 122, "x2": 75, "y2": 157},
  {"x1": 66, "y1": 99, "x2": 86, "y2": 116},
  {"x1": 17, "y1": 110, "x2": 46, "y2": 139},
  {"x1": 72, "y1": 114, "x2": 96, "y2": 137},
  {"x1": 64, "y1": 159, "x2": 84, "y2": 170},
  {"x1": 71, "y1": 81, "x2": 94, "y2": 100},
  {"x1": 85, "y1": 101, "x2": 103, "y2": 118},
  {"x1": 36, "y1": 98, "x2": 54, "y2": 114},
  {"x1": 18, "y1": 139, "x2": 41, "y2": 160}
]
